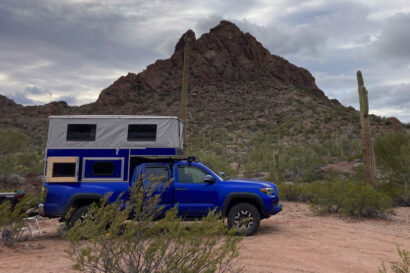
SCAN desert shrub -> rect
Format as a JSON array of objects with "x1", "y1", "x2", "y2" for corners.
[
  {"x1": 0, "y1": 194, "x2": 40, "y2": 246},
  {"x1": 0, "y1": 127, "x2": 44, "y2": 177},
  {"x1": 308, "y1": 180, "x2": 392, "y2": 217},
  {"x1": 244, "y1": 142, "x2": 276, "y2": 175},
  {"x1": 279, "y1": 144, "x2": 322, "y2": 182},
  {"x1": 66, "y1": 180, "x2": 241, "y2": 273},
  {"x1": 374, "y1": 131, "x2": 410, "y2": 205},
  {"x1": 276, "y1": 182, "x2": 309, "y2": 201},
  {"x1": 379, "y1": 246, "x2": 409, "y2": 273},
  {"x1": 277, "y1": 179, "x2": 392, "y2": 217},
  {"x1": 196, "y1": 152, "x2": 235, "y2": 177},
  {"x1": 187, "y1": 129, "x2": 236, "y2": 176}
]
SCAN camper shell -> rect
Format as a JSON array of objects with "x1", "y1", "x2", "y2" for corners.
[{"x1": 45, "y1": 115, "x2": 184, "y2": 184}]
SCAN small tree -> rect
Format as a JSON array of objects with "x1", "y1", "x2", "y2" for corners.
[{"x1": 66, "y1": 179, "x2": 241, "y2": 273}]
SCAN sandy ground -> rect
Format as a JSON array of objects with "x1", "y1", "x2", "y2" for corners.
[{"x1": 0, "y1": 201, "x2": 409, "y2": 273}]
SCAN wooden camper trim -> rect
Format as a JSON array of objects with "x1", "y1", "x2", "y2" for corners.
[{"x1": 46, "y1": 157, "x2": 79, "y2": 183}]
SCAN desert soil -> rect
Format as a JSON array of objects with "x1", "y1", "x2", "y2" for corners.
[{"x1": 0, "y1": 201, "x2": 409, "y2": 273}]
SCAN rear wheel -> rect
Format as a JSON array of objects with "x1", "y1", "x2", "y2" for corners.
[
  {"x1": 227, "y1": 203, "x2": 260, "y2": 236},
  {"x1": 68, "y1": 205, "x2": 90, "y2": 228}
]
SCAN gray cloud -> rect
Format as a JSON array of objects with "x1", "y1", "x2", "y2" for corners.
[
  {"x1": 55, "y1": 95, "x2": 77, "y2": 105},
  {"x1": 374, "y1": 12, "x2": 410, "y2": 61},
  {"x1": 7, "y1": 92, "x2": 37, "y2": 105},
  {"x1": 25, "y1": 86, "x2": 51, "y2": 96},
  {"x1": 235, "y1": 20, "x2": 326, "y2": 58}
]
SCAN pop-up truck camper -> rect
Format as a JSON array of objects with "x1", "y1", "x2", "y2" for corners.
[
  {"x1": 40, "y1": 115, "x2": 281, "y2": 236},
  {"x1": 45, "y1": 115, "x2": 183, "y2": 184}
]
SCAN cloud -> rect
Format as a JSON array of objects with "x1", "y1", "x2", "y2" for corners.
[
  {"x1": 235, "y1": 20, "x2": 326, "y2": 58},
  {"x1": 55, "y1": 95, "x2": 77, "y2": 105},
  {"x1": 195, "y1": 15, "x2": 224, "y2": 34},
  {"x1": 374, "y1": 12, "x2": 410, "y2": 61},
  {"x1": 25, "y1": 86, "x2": 51, "y2": 96},
  {"x1": 7, "y1": 92, "x2": 37, "y2": 105}
]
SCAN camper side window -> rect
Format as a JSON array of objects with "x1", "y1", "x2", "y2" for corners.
[
  {"x1": 92, "y1": 162, "x2": 115, "y2": 176},
  {"x1": 67, "y1": 124, "x2": 96, "y2": 141},
  {"x1": 127, "y1": 124, "x2": 157, "y2": 141},
  {"x1": 53, "y1": 163, "x2": 76, "y2": 177},
  {"x1": 46, "y1": 157, "x2": 78, "y2": 183}
]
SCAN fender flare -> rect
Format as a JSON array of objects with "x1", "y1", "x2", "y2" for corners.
[
  {"x1": 63, "y1": 193, "x2": 103, "y2": 216},
  {"x1": 221, "y1": 192, "x2": 265, "y2": 216}
]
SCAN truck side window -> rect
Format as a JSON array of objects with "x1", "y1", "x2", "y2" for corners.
[
  {"x1": 177, "y1": 166, "x2": 209, "y2": 184},
  {"x1": 127, "y1": 124, "x2": 157, "y2": 141},
  {"x1": 67, "y1": 124, "x2": 96, "y2": 141},
  {"x1": 145, "y1": 165, "x2": 169, "y2": 183}
]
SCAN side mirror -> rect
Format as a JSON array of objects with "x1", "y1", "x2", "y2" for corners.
[
  {"x1": 218, "y1": 172, "x2": 225, "y2": 178},
  {"x1": 204, "y1": 175, "x2": 216, "y2": 184}
]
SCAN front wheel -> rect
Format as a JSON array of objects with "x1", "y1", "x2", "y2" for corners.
[{"x1": 227, "y1": 203, "x2": 260, "y2": 236}]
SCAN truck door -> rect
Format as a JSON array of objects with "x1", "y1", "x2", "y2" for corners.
[
  {"x1": 139, "y1": 163, "x2": 174, "y2": 211},
  {"x1": 174, "y1": 162, "x2": 220, "y2": 217}
]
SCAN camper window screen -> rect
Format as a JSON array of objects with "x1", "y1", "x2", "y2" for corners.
[
  {"x1": 67, "y1": 124, "x2": 96, "y2": 141},
  {"x1": 127, "y1": 124, "x2": 157, "y2": 141},
  {"x1": 52, "y1": 163, "x2": 76, "y2": 177}
]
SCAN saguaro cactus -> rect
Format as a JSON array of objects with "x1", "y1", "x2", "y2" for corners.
[
  {"x1": 357, "y1": 71, "x2": 377, "y2": 186},
  {"x1": 179, "y1": 37, "x2": 190, "y2": 157},
  {"x1": 272, "y1": 148, "x2": 280, "y2": 181}
]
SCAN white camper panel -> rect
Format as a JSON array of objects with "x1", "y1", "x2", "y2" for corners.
[{"x1": 47, "y1": 115, "x2": 184, "y2": 149}]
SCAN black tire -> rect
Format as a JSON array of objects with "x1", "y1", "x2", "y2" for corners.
[
  {"x1": 227, "y1": 203, "x2": 260, "y2": 236},
  {"x1": 68, "y1": 205, "x2": 90, "y2": 228}
]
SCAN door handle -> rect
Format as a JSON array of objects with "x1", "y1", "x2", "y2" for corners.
[{"x1": 176, "y1": 187, "x2": 187, "y2": 191}]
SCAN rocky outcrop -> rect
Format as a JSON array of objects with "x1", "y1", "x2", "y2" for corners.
[{"x1": 96, "y1": 20, "x2": 323, "y2": 107}]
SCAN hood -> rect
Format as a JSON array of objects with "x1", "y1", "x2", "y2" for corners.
[{"x1": 224, "y1": 178, "x2": 277, "y2": 189}]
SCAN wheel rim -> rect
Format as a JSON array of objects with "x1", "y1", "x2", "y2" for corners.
[{"x1": 233, "y1": 209, "x2": 254, "y2": 231}]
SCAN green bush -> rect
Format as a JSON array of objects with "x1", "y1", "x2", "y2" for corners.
[
  {"x1": 187, "y1": 129, "x2": 236, "y2": 176},
  {"x1": 277, "y1": 182, "x2": 309, "y2": 201},
  {"x1": 0, "y1": 127, "x2": 44, "y2": 177},
  {"x1": 308, "y1": 180, "x2": 392, "y2": 217},
  {"x1": 277, "y1": 179, "x2": 392, "y2": 218},
  {"x1": 0, "y1": 194, "x2": 40, "y2": 246},
  {"x1": 374, "y1": 131, "x2": 410, "y2": 205},
  {"x1": 66, "y1": 180, "x2": 241, "y2": 273},
  {"x1": 379, "y1": 246, "x2": 409, "y2": 273},
  {"x1": 279, "y1": 144, "x2": 322, "y2": 182}
]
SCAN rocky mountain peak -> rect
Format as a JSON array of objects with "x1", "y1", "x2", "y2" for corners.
[{"x1": 97, "y1": 20, "x2": 323, "y2": 105}]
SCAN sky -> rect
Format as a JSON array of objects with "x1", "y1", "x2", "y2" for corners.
[{"x1": 0, "y1": 0, "x2": 409, "y2": 122}]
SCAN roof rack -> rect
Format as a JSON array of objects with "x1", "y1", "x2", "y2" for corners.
[{"x1": 186, "y1": 156, "x2": 198, "y2": 163}]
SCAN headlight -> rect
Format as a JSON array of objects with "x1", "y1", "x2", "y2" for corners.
[{"x1": 260, "y1": 187, "x2": 275, "y2": 196}]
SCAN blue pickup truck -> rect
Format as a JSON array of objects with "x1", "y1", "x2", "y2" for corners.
[{"x1": 38, "y1": 115, "x2": 281, "y2": 235}]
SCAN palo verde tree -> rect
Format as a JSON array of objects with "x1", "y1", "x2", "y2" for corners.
[
  {"x1": 357, "y1": 71, "x2": 377, "y2": 186},
  {"x1": 179, "y1": 36, "x2": 190, "y2": 157}
]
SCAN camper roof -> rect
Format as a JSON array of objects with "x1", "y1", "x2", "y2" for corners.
[
  {"x1": 49, "y1": 115, "x2": 182, "y2": 120},
  {"x1": 47, "y1": 115, "x2": 184, "y2": 150}
]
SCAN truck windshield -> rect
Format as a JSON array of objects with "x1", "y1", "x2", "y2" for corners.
[{"x1": 201, "y1": 162, "x2": 226, "y2": 181}]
